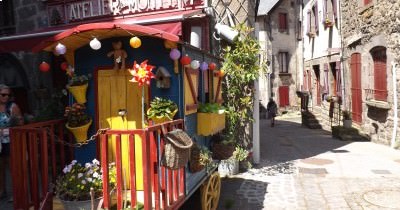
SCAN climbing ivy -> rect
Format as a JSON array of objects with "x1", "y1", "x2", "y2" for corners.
[{"x1": 221, "y1": 24, "x2": 267, "y2": 146}]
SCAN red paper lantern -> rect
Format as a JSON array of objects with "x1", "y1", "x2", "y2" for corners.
[
  {"x1": 60, "y1": 62, "x2": 68, "y2": 71},
  {"x1": 180, "y1": 55, "x2": 191, "y2": 66},
  {"x1": 39, "y1": 62, "x2": 50, "y2": 72},
  {"x1": 209, "y1": 62, "x2": 216, "y2": 71}
]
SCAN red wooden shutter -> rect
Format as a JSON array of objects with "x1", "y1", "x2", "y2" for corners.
[
  {"x1": 351, "y1": 53, "x2": 362, "y2": 123},
  {"x1": 278, "y1": 86, "x2": 289, "y2": 107},
  {"x1": 307, "y1": 70, "x2": 312, "y2": 92},
  {"x1": 322, "y1": 0, "x2": 327, "y2": 24},
  {"x1": 336, "y1": 61, "x2": 341, "y2": 97},
  {"x1": 279, "y1": 13, "x2": 287, "y2": 31},
  {"x1": 303, "y1": 71, "x2": 307, "y2": 91},
  {"x1": 314, "y1": 3, "x2": 319, "y2": 33},
  {"x1": 373, "y1": 48, "x2": 387, "y2": 101},
  {"x1": 364, "y1": 0, "x2": 372, "y2": 5}
]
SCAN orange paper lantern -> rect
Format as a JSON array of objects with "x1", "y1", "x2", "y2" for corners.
[{"x1": 130, "y1": 37, "x2": 142, "y2": 48}]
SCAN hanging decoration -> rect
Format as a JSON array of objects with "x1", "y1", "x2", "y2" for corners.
[
  {"x1": 200, "y1": 62, "x2": 208, "y2": 71},
  {"x1": 39, "y1": 62, "x2": 50, "y2": 72},
  {"x1": 107, "y1": 40, "x2": 127, "y2": 70},
  {"x1": 60, "y1": 62, "x2": 68, "y2": 71},
  {"x1": 55, "y1": 43, "x2": 66, "y2": 55},
  {"x1": 89, "y1": 38, "x2": 101, "y2": 50},
  {"x1": 128, "y1": 60, "x2": 156, "y2": 128},
  {"x1": 190, "y1": 60, "x2": 200, "y2": 69},
  {"x1": 129, "y1": 36, "x2": 142, "y2": 48},
  {"x1": 180, "y1": 55, "x2": 191, "y2": 67},
  {"x1": 164, "y1": 40, "x2": 177, "y2": 49},
  {"x1": 209, "y1": 62, "x2": 216, "y2": 71},
  {"x1": 169, "y1": 48, "x2": 181, "y2": 74},
  {"x1": 128, "y1": 60, "x2": 156, "y2": 86}
]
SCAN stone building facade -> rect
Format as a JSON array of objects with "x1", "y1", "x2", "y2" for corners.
[
  {"x1": 341, "y1": 0, "x2": 400, "y2": 148},
  {"x1": 256, "y1": 0, "x2": 302, "y2": 110}
]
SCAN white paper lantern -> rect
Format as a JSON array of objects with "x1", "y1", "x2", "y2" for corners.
[
  {"x1": 55, "y1": 43, "x2": 66, "y2": 55},
  {"x1": 89, "y1": 38, "x2": 101, "y2": 50},
  {"x1": 190, "y1": 60, "x2": 200, "y2": 69}
]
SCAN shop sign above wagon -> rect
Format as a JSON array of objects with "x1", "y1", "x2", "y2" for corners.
[{"x1": 47, "y1": 0, "x2": 205, "y2": 25}]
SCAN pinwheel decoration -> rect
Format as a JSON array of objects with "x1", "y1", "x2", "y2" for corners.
[{"x1": 128, "y1": 60, "x2": 156, "y2": 86}]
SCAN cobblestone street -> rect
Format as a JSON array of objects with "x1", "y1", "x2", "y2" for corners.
[{"x1": 217, "y1": 112, "x2": 400, "y2": 210}]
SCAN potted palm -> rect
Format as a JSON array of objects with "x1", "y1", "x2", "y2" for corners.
[
  {"x1": 342, "y1": 110, "x2": 352, "y2": 128},
  {"x1": 146, "y1": 97, "x2": 178, "y2": 124},
  {"x1": 65, "y1": 103, "x2": 92, "y2": 142}
]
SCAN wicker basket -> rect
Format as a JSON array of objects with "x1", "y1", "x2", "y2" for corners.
[
  {"x1": 162, "y1": 129, "x2": 193, "y2": 170},
  {"x1": 212, "y1": 142, "x2": 235, "y2": 160},
  {"x1": 189, "y1": 143, "x2": 205, "y2": 173}
]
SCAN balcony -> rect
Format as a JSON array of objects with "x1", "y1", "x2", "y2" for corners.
[{"x1": 364, "y1": 89, "x2": 391, "y2": 109}]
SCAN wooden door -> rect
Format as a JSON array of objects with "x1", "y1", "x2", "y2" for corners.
[
  {"x1": 313, "y1": 66, "x2": 321, "y2": 105},
  {"x1": 97, "y1": 69, "x2": 146, "y2": 189},
  {"x1": 278, "y1": 86, "x2": 289, "y2": 107},
  {"x1": 350, "y1": 53, "x2": 362, "y2": 123}
]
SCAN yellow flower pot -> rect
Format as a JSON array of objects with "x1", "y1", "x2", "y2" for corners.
[
  {"x1": 149, "y1": 109, "x2": 178, "y2": 124},
  {"x1": 66, "y1": 119, "x2": 92, "y2": 143},
  {"x1": 197, "y1": 113, "x2": 225, "y2": 136},
  {"x1": 67, "y1": 83, "x2": 88, "y2": 104}
]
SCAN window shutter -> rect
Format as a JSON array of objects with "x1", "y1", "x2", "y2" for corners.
[
  {"x1": 314, "y1": 2, "x2": 319, "y2": 33},
  {"x1": 324, "y1": 63, "x2": 329, "y2": 94},
  {"x1": 184, "y1": 67, "x2": 199, "y2": 115},
  {"x1": 332, "y1": 0, "x2": 337, "y2": 20},
  {"x1": 213, "y1": 72, "x2": 223, "y2": 104},
  {"x1": 307, "y1": 11, "x2": 311, "y2": 34},
  {"x1": 336, "y1": 61, "x2": 341, "y2": 97},
  {"x1": 323, "y1": 0, "x2": 327, "y2": 24}
]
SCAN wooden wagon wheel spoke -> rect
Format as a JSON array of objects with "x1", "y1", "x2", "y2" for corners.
[{"x1": 201, "y1": 172, "x2": 221, "y2": 210}]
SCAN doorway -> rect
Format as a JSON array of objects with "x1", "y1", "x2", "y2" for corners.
[{"x1": 97, "y1": 69, "x2": 147, "y2": 189}]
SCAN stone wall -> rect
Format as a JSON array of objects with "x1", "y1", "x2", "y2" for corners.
[{"x1": 341, "y1": 1, "x2": 400, "y2": 146}]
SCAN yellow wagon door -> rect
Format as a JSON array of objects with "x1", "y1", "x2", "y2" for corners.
[{"x1": 97, "y1": 69, "x2": 146, "y2": 190}]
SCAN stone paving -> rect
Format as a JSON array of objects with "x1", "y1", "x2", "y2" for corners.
[{"x1": 217, "y1": 111, "x2": 400, "y2": 210}]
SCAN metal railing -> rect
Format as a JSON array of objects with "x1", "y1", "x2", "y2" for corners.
[{"x1": 365, "y1": 88, "x2": 388, "y2": 101}]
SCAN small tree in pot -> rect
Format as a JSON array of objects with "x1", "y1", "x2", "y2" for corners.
[{"x1": 342, "y1": 110, "x2": 352, "y2": 128}]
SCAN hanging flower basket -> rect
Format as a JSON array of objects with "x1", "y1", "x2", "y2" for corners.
[
  {"x1": 66, "y1": 119, "x2": 92, "y2": 143},
  {"x1": 67, "y1": 83, "x2": 88, "y2": 104}
]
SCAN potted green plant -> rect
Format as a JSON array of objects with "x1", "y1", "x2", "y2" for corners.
[
  {"x1": 146, "y1": 97, "x2": 178, "y2": 124},
  {"x1": 342, "y1": 110, "x2": 352, "y2": 128},
  {"x1": 64, "y1": 103, "x2": 92, "y2": 142},
  {"x1": 55, "y1": 159, "x2": 116, "y2": 210}
]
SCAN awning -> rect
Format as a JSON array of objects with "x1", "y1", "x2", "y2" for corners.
[{"x1": 0, "y1": 9, "x2": 203, "y2": 53}]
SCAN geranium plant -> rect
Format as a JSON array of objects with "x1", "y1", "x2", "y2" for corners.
[
  {"x1": 55, "y1": 159, "x2": 116, "y2": 201},
  {"x1": 64, "y1": 103, "x2": 91, "y2": 127}
]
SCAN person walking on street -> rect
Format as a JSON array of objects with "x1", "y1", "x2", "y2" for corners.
[
  {"x1": 0, "y1": 84, "x2": 23, "y2": 201},
  {"x1": 267, "y1": 98, "x2": 277, "y2": 127}
]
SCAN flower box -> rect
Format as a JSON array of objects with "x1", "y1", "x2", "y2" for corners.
[{"x1": 197, "y1": 113, "x2": 225, "y2": 136}]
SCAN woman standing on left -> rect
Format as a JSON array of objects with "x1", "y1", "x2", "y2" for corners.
[{"x1": 0, "y1": 84, "x2": 23, "y2": 201}]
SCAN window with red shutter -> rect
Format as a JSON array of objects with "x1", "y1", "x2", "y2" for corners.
[
  {"x1": 371, "y1": 47, "x2": 387, "y2": 101},
  {"x1": 364, "y1": 0, "x2": 372, "y2": 6},
  {"x1": 278, "y1": 13, "x2": 288, "y2": 32}
]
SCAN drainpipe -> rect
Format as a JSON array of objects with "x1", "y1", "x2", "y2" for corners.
[{"x1": 391, "y1": 62, "x2": 398, "y2": 148}]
